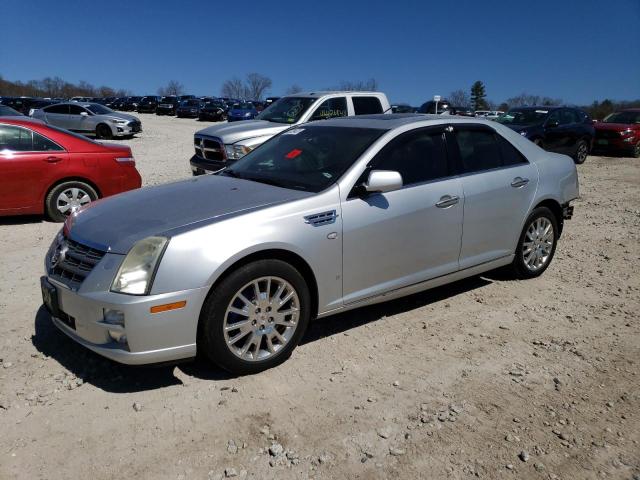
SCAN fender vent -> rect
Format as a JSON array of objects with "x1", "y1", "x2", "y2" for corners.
[{"x1": 304, "y1": 210, "x2": 337, "y2": 227}]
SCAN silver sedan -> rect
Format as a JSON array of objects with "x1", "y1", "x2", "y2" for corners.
[{"x1": 41, "y1": 115, "x2": 579, "y2": 374}]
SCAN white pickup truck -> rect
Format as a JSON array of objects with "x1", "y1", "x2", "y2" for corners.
[{"x1": 190, "y1": 91, "x2": 391, "y2": 174}]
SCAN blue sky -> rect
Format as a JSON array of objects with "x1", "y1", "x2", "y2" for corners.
[{"x1": 2, "y1": 0, "x2": 638, "y2": 105}]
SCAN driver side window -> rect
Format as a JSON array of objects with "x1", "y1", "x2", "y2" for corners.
[
  {"x1": 310, "y1": 97, "x2": 347, "y2": 121},
  {"x1": 69, "y1": 105, "x2": 87, "y2": 115}
]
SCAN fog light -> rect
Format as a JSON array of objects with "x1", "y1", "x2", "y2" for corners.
[
  {"x1": 103, "y1": 309, "x2": 125, "y2": 326},
  {"x1": 108, "y1": 330, "x2": 127, "y2": 344}
]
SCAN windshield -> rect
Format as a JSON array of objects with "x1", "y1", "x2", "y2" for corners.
[
  {"x1": 257, "y1": 97, "x2": 317, "y2": 124},
  {"x1": 496, "y1": 109, "x2": 549, "y2": 126},
  {"x1": 86, "y1": 104, "x2": 113, "y2": 115},
  {"x1": 232, "y1": 103, "x2": 254, "y2": 110},
  {"x1": 161, "y1": 96, "x2": 177, "y2": 103},
  {"x1": 183, "y1": 99, "x2": 201, "y2": 106},
  {"x1": 603, "y1": 111, "x2": 640, "y2": 124},
  {"x1": 205, "y1": 101, "x2": 224, "y2": 108},
  {"x1": 220, "y1": 126, "x2": 385, "y2": 193}
]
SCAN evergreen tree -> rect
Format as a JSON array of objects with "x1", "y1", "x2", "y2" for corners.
[{"x1": 470, "y1": 81, "x2": 488, "y2": 111}]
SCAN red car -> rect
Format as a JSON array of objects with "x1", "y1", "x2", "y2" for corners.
[
  {"x1": 593, "y1": 109, "x2": 640, "y2": 158},
  {"x1": 0, "y1": 117, "x2": 142, "y2": 221}
]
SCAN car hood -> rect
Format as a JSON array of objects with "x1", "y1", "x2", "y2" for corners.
[
  {"x1": 196, "y1": 119, "x2": 289, "y2": 144},
  {"x1": 67, "y1": 174, "x2": 312, "y2": 254},
  {"x1": 101, "y1": 112, "x2": 139, "y2": 122}
]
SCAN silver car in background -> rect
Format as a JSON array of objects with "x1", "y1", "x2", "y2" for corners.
[
  {"x1": 41, "y1": 115, "x2": 578, "y2": 375},
  {"x1": 32, "y1": 102, "x2": 142, "y2": 139}
]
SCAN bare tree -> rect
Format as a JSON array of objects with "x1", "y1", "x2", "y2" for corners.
[
  {"x1": 158, "y1": 80, "x2": 185, "y2": 96},
  {"x1": 221, "y1": 77, "x2": 247, "y2": 99},
  {"x1": 332, "y1": 78, "x2": 378, "y2": 91},
  {"x1": 505, "y1": 92, "x2": 564, "y2": 108},
  {"x1": 449, "y1": 89, "x2": 470, "y2": 107},
  {"x1": 245, "y1": 73, "x2": 272, "y2": 100},
  {"x1": 285, "y1": 84, "x2": 303, "y2": 95}
]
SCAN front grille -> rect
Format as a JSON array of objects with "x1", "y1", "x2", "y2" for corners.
[
  {"x1": 129, "y1": 121, "x2": 141, "y2": 132},
  {"x1": 595, "y1": 130, "x2": 621, "y2": 140},
  {"x1": 49, "y1": 238, "x2": 106, "y2": 290},
  {"x1": 194, "y1": 136, "x2": 225, "y2": 161}
]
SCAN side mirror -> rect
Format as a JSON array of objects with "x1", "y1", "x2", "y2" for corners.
[
  {"x1": 364, "y1": 170, "x2": 403, "y2": 194},
  {"x1": 546, "y1": 120, "x2": 559, "y2": 128},
  {"x1": 80, "y1": 111, "x2": 89, "y2": 116}
]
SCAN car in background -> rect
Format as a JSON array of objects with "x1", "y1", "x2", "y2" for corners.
[
  {"x1": 496, "y1": 106, "x2": 594, "y2": 164},
  {"x1": 264, "y1": 97, "x2": 280, "y2": 108},
  {"x1": 70, "y1": 97, "x2": 92, "y2": 103},
  {"x1": 27, "y1": 99, "x2": 60, "y2": 116},
  {"x1": 32, "y1": 102, "x2": 142, "y2": 139},
  {"x1": 137, "y1": 96, "x2": 159, "y2": 113},
  {"x1": 227, "y1": 102, "x2": 259, "y2": 122},
  {"x1": 43, "y1": 114, "x2": 578, "y2": 373},
  {"x1": 418, "y1": 99, "x2": 452, "y2": 114},
  {"x1": 176, "y1": 99, "x2": 204, "y2": 118},
  {"x1": 0, "y1": 117, "x2": 141, "y2": 221},
  {"x1": 391, "y1": 104, "x2": 417, "y2": 113},
  {"x1": 111, "y1": 97, "x2": 128, "y2": 110},
  {"x1": 122, "y1": 96, "x2": 143, "y2": 112},
  {"x1": 198, "y1": 100, "x2": 227, "y2": 121},
  {"x1": 156, "y1": 96, "x2": 180, "y2": 115},
  {"x1": 453, "y1": 106, "x2": 475, "y2": 117},
  {"x1": 191, "y1": 91, "x2": 391, "y2": 173},
  {"x1": 1, "y1": 97, "x2": 36, "y2": 114},
  {"x1": 0, "y1": 105, "x2": 25, "y2": 116},
  {"x1": 592, "y1": 109, "x2": 640, "y2": 158}
]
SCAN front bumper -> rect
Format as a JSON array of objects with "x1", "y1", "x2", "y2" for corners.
[
  {"x1": 113, "y1": 122, "x2": 142, "y2": 137},
  {"x1": 190, "y1": 154, "x2": 232, "y2": 175},
  {"x1": 156, "y1": 107, "x2": 176, "y2": 115},
  {"x1": 43, "y1": 273, "x2": 209, "y2": 365}
]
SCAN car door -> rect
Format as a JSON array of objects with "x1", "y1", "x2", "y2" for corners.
[
  {"x1": 68, "y1": 104, "x2": 92, "y2": 132},
  {"x1": 341, "y1": 126, "x2": 464, "y2": 304},
  {"x1": 309, "y1": 97, "x2": 348, "y2": 121},
  {"x1": 42, "y1": 104, "x2": 70, "y2": 128},
  {"x1": 543, "y1": 109, "x2": 570, "y2": 154},
  {"x1": 0, "y1": 125, "x2": 68, "y2": 213},
  {"x1": 450, "y1": 125, "x2": 539, "y2": 269}
]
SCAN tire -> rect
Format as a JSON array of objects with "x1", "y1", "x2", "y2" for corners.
[
  {"x1": 632, "y1": 142, "x2": 640, "y2": 159},
  {"x1": 96, "y1": 123, "x2": 113, "y2": 140},
  {"x1": 510, "y1": 206, "x2": 559, "y2": 279},
  {"x1": 45, "y1": 181, "x2": 98, "y2": 222},
  {"x1": 199, "y1": 259, "x2": 312, "y2": 375},
  {"x1": 573, "y1": 139, "x2": 588, "y2": 164}
]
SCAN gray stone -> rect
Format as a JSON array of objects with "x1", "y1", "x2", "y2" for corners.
[
  {"x1": 269, "y1": 443, "x2": 284, "y2": 456},
  {"x1": 224, "y1": 467, "x2": 238, "y2": 478},
  {"x1": 389, "y1": 447, "x2": 406, "y2": 456},
  {"x1": 518, "y1": 451, "x2": 529, "y2": 462},
  {"x1": 132, "y1": 402, "x2": 143, "y2": 412}
]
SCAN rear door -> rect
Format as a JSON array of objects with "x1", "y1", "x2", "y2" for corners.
[
  {"x1": 0, "y1": 125, "x2": 68, "y2": 213},
  {"x1": 43, "y1": 104, "x2": 70, "y2": 128},
  {"x1": 341, "y1": 126, "x2": 463, "y2": 304},
  {"x1": 449, "y1": 125, "x2": 538, "y2": 269}
]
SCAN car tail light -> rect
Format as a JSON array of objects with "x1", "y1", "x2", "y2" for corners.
[{"x1": 115, "y1": 157, "x2": 135, "y2": 166}]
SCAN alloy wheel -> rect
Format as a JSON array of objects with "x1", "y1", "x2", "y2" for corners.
[
  {"x1": 522, "y1": 217, "x2": 554, "y2": 272},
  {"x1": 223, "y1": 276, "x2": 300, "y2": 362},
  {"x1": 56, "y1": 187, "x2": 92, "y2": 215},
  {"x1": 577, "y1": 141, "x2": 588, "y2": 163}
]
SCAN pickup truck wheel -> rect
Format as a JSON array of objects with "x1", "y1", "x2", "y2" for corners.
[
  {"x1": 45, "y1": 181, "x2": 98, "y2": 222},
  {"x1": 510, "y1": 206, "x2": 558, "y2": 279},
  {"x1": 573, "y1": 139, "x2": 588, "y2": 164},
  {"x1": 199, "y1": 259, "x2": 311, "y2": 375},
  {"x1": 96, "y1": 123, "x2": 113, "y2": 140}
]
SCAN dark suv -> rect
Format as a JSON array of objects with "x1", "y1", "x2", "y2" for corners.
[
  {"x1": 496, "y1": 106, "x2": 594, "y2": 164},
  {"x1": 137, "y1": 96, "x2": 159, "y2": 113},
  {"x1": 156, "y1": 96, "x2": 180, "y2": 115}
]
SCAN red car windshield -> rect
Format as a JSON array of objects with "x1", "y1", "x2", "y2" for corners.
[{"x1": 603, "y1": 111, "x2": 640, "y2": 124}]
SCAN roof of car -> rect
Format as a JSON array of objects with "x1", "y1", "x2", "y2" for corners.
[
  {"x1": 0, "y1": 116, "x2": 46, "y2": 125},
  {"x1": 312, "y1": 113, "x2": 498, "y2": 130},
  {"x1": 286, "y1": 91, "x2": 382, "y2": 98}
]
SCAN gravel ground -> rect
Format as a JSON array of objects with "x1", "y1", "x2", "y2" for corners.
[{"x1": 0, "y1": 114, "x2": 638, "y2": 480}]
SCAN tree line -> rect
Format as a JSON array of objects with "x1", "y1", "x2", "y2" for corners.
[{"x1": 2, "y1": 74, "x2": 637, "y2": 120}]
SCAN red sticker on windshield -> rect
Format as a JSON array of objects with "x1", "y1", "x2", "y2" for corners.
[{"x1": 285, "y1": 149, "x2": 302, "y2": 159}]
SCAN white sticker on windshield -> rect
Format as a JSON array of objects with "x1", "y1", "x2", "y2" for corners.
[
  {"x1": 535, "y1": 110, "x2": 548, "y2": 114},
  {"x1": 283, "y1": 128, "x2": 304, "y2": 135}
]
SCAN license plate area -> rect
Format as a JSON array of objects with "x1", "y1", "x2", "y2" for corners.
[
  {"x1": 597, "y1": 139, "x2": 608, "y2": 145},
  {"x1": 41, "y1": 277, "x2": 76, "y2": 330}
]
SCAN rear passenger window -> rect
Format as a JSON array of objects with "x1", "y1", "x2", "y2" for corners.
[
  {"x1": 310, "y1": 97, "x2": 347, "y2": 121},
  {"x1": 352, "y1": 97, "x2": 383, "y2": 115},
  {"x1": 33, "y1": 131, "x2": 63, "y2": 151},
  {"x1": 371, "y1": 129, "x2": 448, "y2": 186},
  {"x1": 69, "y1": 105, "x2": 86, "y2": 115},
  {"x1": 44, "y1": 104, "x2": 69, "y2": 114},
  {"x1": 0, "y1": 125, "x2": 32, "y2": 151},
  {"x1": 497, "y1": 135, "x2": 527, "y2": 166},
  {"x1": 454, "y1": 129, "x2": 502, "y2": 173}
]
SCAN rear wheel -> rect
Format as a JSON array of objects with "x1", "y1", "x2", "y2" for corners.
[
  {"x1": 573, "y1": 139, "x2": 588, "y2": 164},
  {"x1": 632, "y1": 141, "x2": 640, "y2": 158},
  {"x1": 96, "y1": 123, "x2": 113, "y2": 140},
  {"x1": 199, "y1": 259, "x2": 311, "y2": 375},
  {"x1": 45, "y1": 181, "x2": 98, "y2": 222},
  {"x1": 510, "y1": 206, "x2": 559, "y2": 279}
]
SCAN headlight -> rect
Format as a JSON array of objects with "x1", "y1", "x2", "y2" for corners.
[
  {"x1": 620, "y1": 129, "x2": 634, "y2": 136},
  {"x1": 111, "y1": 119, "x2": 128, "y2": 124},
  {"x1": 111, "y1": 236, "x2": 168, "y2": 295},
  {"x1": 225, "y1": 144, "x2": 255, "y2": 160}
]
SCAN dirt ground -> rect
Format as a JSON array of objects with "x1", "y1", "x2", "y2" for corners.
[{"x1": 0, "y1": 114, "x2": 638, "y2": 480}]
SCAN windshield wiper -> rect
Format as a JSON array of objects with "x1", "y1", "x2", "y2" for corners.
[
  {"x1": 220, "y1": 169, "x2": 242, "y2": 178},
  {"x1": 243, "y1": 176, "x2": 309, "y2": 191}
]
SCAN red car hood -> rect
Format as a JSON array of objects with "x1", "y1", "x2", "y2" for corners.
[{"x1": 594, "y1": 122, "x2": 638, "y2": 132}]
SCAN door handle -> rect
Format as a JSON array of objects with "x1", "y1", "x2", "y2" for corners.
[
  {"x1": 435, "y1": 195, "x2": 459, "y2": 208},
  {"x1": 511, "y1": 177, "x2": 529, "y2": 188},
  {"x1": 44, "y1": 156, "x2": 62, "y2": 163}
]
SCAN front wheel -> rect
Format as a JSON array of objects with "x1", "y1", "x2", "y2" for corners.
[
  {"x1": 510, "y1": 206, "x2": 559, "y2": 279},
  {"x1": 573, "y1": 139, "x2": 588, "y2": 164},
  {"x1": 96, "y1": 123, "x2": 113, "y2": 140},
  {"x1": 199, "y1": 259, "x2": 311, "y2": 375},
  {"x1": 632, "y1": 141, "x2": 640, "y2": 159}
]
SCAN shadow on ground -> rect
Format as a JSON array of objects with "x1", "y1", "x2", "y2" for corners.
[
  {"x1": 0, "y1": 215, "x2": 47, "y2": 225},
  {"x1": 32, "y1": 276, "x2": 492, "y2": 393}
]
